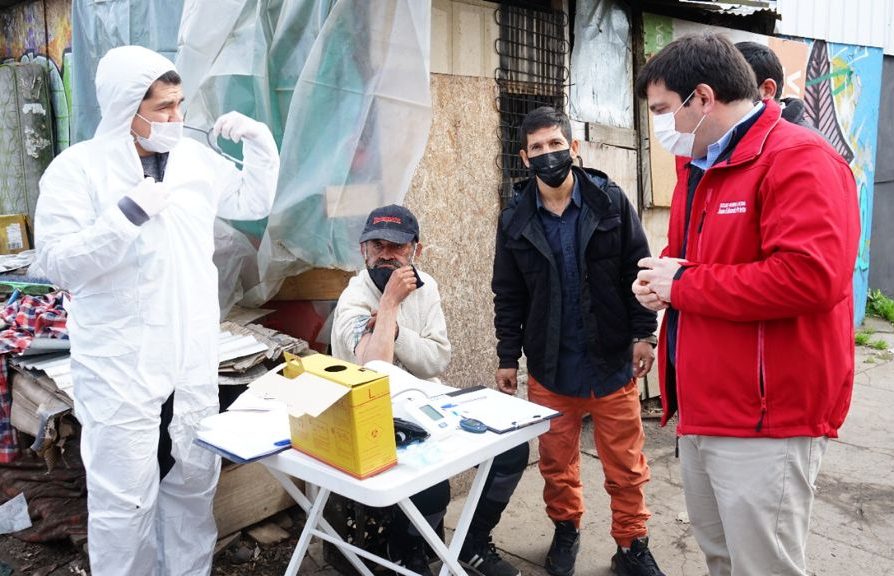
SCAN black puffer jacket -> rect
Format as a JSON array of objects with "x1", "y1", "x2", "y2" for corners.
[
  {"x1": 781, "y1": 97, "x2": 813, "y2": 130},
  {"x1": 492, "y1": 166, "x2": 657, "y2": 393}
]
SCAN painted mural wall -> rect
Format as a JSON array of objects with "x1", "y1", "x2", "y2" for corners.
[
  {"x1": 0, "y1": 0, "x2": 73, "y2": 152},
  {"x1": 643, "y1": 14, "x2": 883, "y2": 325}
]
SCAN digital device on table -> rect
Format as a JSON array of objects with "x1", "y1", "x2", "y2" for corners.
[{"x1": 393, "y1": 398, "x2": 458, "y2": 438}]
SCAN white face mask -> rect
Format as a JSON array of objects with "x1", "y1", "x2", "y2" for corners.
[
  {"x1": 133, "y1": 113, "x2": 183, "y2": 153},
  {"x1": 653, "y1": 90, "x2": 707, "y2": 158}
]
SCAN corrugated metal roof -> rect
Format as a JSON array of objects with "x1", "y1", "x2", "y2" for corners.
[
  {"x1": 218, "y1": 332, "x2": 269, "y2": 363},
  {"x1": 13, "y1": 354, "x2": 74, "y2": 399},
  {"x1": 679, "y1": 0, "x2": 778, "y2": 16},
  {"x1": 777, "y1": 0, "x2": 894, "y2": 55},
  {"x1": 11, "y1": 329, "x2": 272, "y2": 403}
]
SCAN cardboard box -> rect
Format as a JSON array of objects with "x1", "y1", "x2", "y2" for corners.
[
  {"x1": 0, "y1": 214, "x2": 29, "y2": 254},
  {"x1": 249, "y1": 353, "x2": 397, "y2": 479}
]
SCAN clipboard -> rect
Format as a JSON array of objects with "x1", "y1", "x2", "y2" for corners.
[
  {"x1": 195, "y1": 409, "x2": 292, "y2": 463},
  {"x1": 437, "y1": 387, "x2": 560, "y2": 434},
  {"x1": 194, "y1": 438, "x2": 290, "y2": 465}
]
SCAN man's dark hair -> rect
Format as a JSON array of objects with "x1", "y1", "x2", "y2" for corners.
[
  {"x1": 143, "y1": 70, "x2": 182, "y2": 100},
  {"x1": 735, "y1": 41, "x2": 784, "y2": 100},
  {"x1": 634, "y1": 33, "x2": 758, "y2": 105},
  {"x1": 519, "y1": 106, "x2": 572, "y2": 151}
]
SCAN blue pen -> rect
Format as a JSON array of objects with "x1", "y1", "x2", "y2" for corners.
[{"x1": 274, "y1": 439, "x2": 291, "y2": 446}]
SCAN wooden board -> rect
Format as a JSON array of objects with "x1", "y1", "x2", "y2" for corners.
[
  {"x1": 272, "y1": 268, "x2": 355, "y2": 302},
  {"x1": 578, "y1": 140, "x2": 639, "y2": 211},
  {"x1": 584, "y1": 123, "x2": 638, "y2": 150},
  {"x1": 646, "y1": 109, "x2": 678, "y2": 208},
  {"x1": 431, "y1": 0, "x2": 500, "y2": 77},
  {"x1": 404, "y1": 74, "x2": 503, "y2": 389},
  {"x1": 213, "y1": 461, "x2": 297, "y2": 538}
]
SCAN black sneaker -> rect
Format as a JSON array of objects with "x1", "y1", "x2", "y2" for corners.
[
  {"x1": 387, "y1": 536, "x2": 434, "y2": 576},
  {"x1": 545, "y1": 520, "x2": 580, "y2": 576},
  {"x1": 610, "y1": 537, "x2": 666, "y2": 576},
  {"x1": 460, "y1": 534, "x2": 520, "y2": 576}
]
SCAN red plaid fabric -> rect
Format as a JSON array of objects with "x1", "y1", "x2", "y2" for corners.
[{"x1": 0, "y1": 291, "x2": 68, "y2": 463}]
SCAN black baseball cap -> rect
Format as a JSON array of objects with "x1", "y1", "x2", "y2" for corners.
[{"x1": 359, "y1": 204, "x2": 419, "y2": 244}]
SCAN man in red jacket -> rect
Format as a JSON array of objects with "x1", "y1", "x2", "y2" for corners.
[{"x1": 631, "y1": 33, "x2": 859, "y2": 576}]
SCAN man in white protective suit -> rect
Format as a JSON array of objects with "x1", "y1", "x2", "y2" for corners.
[{"x1": 31, "y1": 46, "x2": 279, "y2": 575}]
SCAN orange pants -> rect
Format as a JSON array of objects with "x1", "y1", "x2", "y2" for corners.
[{"x1": 528, "y1": 376, "x2": 651, "y2": 547}]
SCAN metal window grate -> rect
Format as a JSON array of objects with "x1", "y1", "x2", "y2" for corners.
[{"x1": 495, "y1": 3, "x2": 569, "y2": 203}]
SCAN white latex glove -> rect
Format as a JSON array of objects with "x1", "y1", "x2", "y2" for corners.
[
  {"x1": 212, "y1": 111, "x2": 267, "y2": 144},
  {"x1": 127, "y1": 177, "x2": 171, "y2": 218}
]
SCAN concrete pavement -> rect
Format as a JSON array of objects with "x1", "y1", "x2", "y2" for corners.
[
  {"x1": 444, "y1": 317, "x2": 894, "y2": 576},
  {"x1": 301, "y1": 318, "x2": 894, "y2": 576}
]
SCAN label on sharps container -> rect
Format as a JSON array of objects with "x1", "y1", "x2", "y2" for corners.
[{"x1": 6, "y1": 224, "x2": 23, "y2": 251}]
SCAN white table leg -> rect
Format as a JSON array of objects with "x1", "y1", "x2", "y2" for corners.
[
  {"x1": 398, "y1": 456, "x2": 494, "y2": 576},
  {"x1": 267, "y1": 468, "x2": 375, "y2": 576},
  {"x1": 285, "y1": 483, "x2": 329, "y2": 576},
  {"x1": 435, "y1": 456, "x2": 494, "y2": 576},
  {"x1": 398, "y1": 498, "x2": 468, "y2": 576}
]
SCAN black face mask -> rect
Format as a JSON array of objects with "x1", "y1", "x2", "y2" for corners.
[
  {"x1": 368, "y1": 265, "x2": 425, "y2": 293},
  {"x1": 528, "y1": 149, "x2": 573, "y2": 188}
]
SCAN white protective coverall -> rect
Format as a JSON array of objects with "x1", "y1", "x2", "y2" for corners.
[{"x1": 31, "y1": 46, "x2": 279, "y2": 575}]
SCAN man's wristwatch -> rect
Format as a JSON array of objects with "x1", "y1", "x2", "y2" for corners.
[{"x1": 633, "y1": 335, "x2": 658, "y2": 347}]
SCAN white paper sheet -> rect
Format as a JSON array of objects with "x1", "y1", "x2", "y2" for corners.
[
  {"x1": 196, "y1": 409, "x2": 291, "y2": 463},
  {"x1": 436, "y1": 387, "x2": 560, "y2": 434},
  {"x1": 0, "y1": 492, "x2": 32, "y2": 534}
]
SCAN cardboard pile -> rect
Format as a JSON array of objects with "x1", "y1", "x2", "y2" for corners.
[
  {"x1": 8, "y1": 370, "x2": 74, "y2": 469},
  {"x1": 218, "y1": 321, "x2": 308, "y2": 377}
]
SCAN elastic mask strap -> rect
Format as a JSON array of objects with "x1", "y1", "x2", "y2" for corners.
[
  {"x1": 692, "y1": 113, "x2": 708, "y2": 134},
  {"x1": 132, "y1": 113, "x2": 150, "y2": 142},
  {"x1": 183, "y1": 125, "x2": 257, "y2": 167},
  {"x1": 674, "y1": 89, "x2": 697, "y2": 115}
]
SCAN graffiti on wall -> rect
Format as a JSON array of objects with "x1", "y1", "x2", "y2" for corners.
[
  {"x1": 800, "y1": 40, "x2": 881, "y2": 324},
  {"x1": 643, "y1": 14, "x2": 883, "y2": 325},
  {"x1": 0, "y1": 0, "x2": 73, "y2": 152}
]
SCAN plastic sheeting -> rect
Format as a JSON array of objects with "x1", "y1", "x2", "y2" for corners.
[
  {"x1": 569, "y1": 0, "x2": 633, "y2": 128},
  {"x1": 69, "y1": 0, "x2": 432, "y2": 307},
  {"x1": 178, "y1": 0, "x2": 432, "y2": 304},
  {"x1": 255, "y1": 0, "x2": 432, "y2": 301},
  {"x1": 213, "y1": 219, "x2": 260, "y2": 320},
  {"x1": 70, "y1": 0, "x2": 184, "y2": 143},
  {"x1": 177, "y1": 0, "x2": 336, "y2": 150}
]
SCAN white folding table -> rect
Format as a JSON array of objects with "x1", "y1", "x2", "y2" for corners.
[{"x1": 261, "y1": 419, "x2": 548, "y2": 576}]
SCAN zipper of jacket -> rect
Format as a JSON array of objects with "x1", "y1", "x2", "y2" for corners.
[
  {"x1": 680, "y1": 180, "x2": 708, "y2": 432},
  {"x1": 755, "y1": 322, "x2": 768, "y2": 431},
  {"x1": 693, "y1": 185, "x2": 715, "y2": 259},
  {"x1": 675, "y1": 314, "x2": 685, "y2": 429},
  {"x1": 693, "y1": 179, "x2": 769, "y2": 432},
  {"x1": 676, "y1": 174, "x2": 716, "y2": 434}
]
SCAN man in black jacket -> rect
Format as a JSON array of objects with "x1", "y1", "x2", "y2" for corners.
[
  {"x1": 491, "y1": 107, "x2": 663, "y2": 576},
  {"x1": 735, "y1": 41, "x2": 813, "y2": 129}
]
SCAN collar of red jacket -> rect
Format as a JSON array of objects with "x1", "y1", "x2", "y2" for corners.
[
  {"x1": 717, "y1": 98, "x2": 783, "y2": 167},
  {"x1": 673, "y1": 98, "x2": 783, "y2": 171}
]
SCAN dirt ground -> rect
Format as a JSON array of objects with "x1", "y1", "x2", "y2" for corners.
[{"x1": 0, "y1": 505, "x2": 311, "y2": 576}]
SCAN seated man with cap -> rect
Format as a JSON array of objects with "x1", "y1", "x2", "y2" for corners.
[{"x1": 331, "y1": 204, "x2": 529, "y2": 576}]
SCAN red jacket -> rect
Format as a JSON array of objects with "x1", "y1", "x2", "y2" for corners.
[{"x1": 659, "y1": 99, "x2": 859, "y2": 438}]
